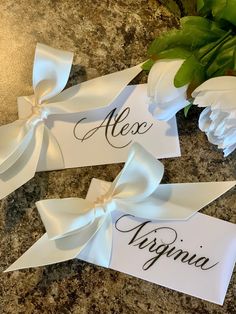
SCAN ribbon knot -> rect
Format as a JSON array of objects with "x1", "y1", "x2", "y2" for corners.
[
  {"x1": 31, "y1": 105, "x2": 41, "y2": 116},
  {"x1": 25, "y1": 106, "x2": 49, "y2": 128},
  {"x1": 94, "y1": 193, "x2": 113, "y2": 208},
  {"x1": 31, "y1": 105, "x2": 47, "y2": 120},
  {"x1": 93, "y1": 195, "x2": 116, "y2": 219},
  {"x1": 0, "y1": 43, "x2": 143, "y2": 200}
]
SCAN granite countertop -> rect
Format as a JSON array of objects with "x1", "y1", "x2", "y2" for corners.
[{"x1": 0, "y1": 1, "x2": 235, "y2": 313}]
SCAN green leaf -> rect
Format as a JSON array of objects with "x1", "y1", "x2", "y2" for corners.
[
  {"x1": 216, "y1": 0, "x2": 236, "y2": 27},
  {"x1": 196, "y1": 30, "x2": 232, "y2": 65},
  {"x1": 197, "y1": 0, "x2": 226, "y2": 17},
  {"x1": 211, "y1": 0, "x2": 227, "y2": 17},
  {"x1": 174, "y1": 56, "x2": 200, "y2": 87},
  {"x1": 148, "y1": 30, "x2": 184, "y2": 56},
  {"x1": 192, "y1": 63, "x2": 206, "y2": 86},
  {"x1": 180, "y1": 16, "x2": 225, "y2": 37},
  {"x1": 141, "y1": 59, "x2": 154, "y2": 71},
  {"x1": 174, "y1": 55, "x2": 206, "y2": 88},
  {"x1": 217, "y1": 36, "x2": 236, "y2": 52},
  {"x1": 197, "y1": 0, "x2": 205, "y2": 12},
  {"x1": 206, "y1": 36, "x2": 236, "y2": 76},
  {"x1": 148, "y1": 17, "x2": 226, "y2": 57},
  {"x1": 157, "y1": 47, "x2": 191, "y2": 59},
  {"x1": 184, "y1": 103, "x2": 193, "y2": 117},
  {"x1": 206, "y1": 46, "x2": 235, "y2": 77},
  {"x1": 180, "y1": 16, "x2": 211, "y2": 29},
  {"x1": 198, "y1": 0, "x2": 236, "y2": 27}
]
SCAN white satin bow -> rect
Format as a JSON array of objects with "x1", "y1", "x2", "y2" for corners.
[
  {"x1": 6, "y1": 143, "x2": 235, "y2": 272},
  {"x1": 0, "y1": 43, "x2": 142, "y2": 199}
]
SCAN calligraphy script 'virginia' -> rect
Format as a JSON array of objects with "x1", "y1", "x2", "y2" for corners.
[
  {"x1": 115, "y1": 215, "x2": 219, "y2": 271},
  {"x1": 73, "y1": 107, "x2": 153, "y2": 149}
]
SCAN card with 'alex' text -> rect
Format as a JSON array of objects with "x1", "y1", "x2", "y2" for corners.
[{"x1": 18, "y1": 84, "x2": 181, "y2": 171}]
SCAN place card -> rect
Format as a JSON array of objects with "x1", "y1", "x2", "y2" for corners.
[
  {"x1": 6, "y1": 143, "x2": 235, "y2": 305},
  {"x1": 19, "y1": 84, "x2": 180, "y2": 171},
  {"x1": 0, "y1": 43, "x2": 180, "y2": 200},
  {"x1": 83, "y1": 179, "x2": 236, "y2": 305}
]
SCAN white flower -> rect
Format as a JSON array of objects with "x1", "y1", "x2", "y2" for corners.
[
  {"x1": 192, "y1": 76, "x2": 236, "y2": 156},
  {"x1": 147, "y1": 59, "x2": 188, "y2": 121}
]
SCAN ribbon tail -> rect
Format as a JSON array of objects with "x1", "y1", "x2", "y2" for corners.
[
  {"x1": 5, "y1": 214, "x2": 108, "y2": 271},
  {"x1": 152, "y1": 181, "x2": 236, "y2": 220},
  {"x1": 36, "y1": 126, "x2": 64, "y2": 172},
  {"x1": 0, "y1": 120, "x2": 34, "y2": 174},
  {"x1": 4, "y1": 233, "x2": 80, "y2": 272},
  {"x1": 0, "y1": 123, "x2": 44, "y2": 199},
  {"x1": 78, "y1": 213, "x2": 113, "y2": 268},
  {"x1": 44, "y1": 63, "x2": 143, "y2": 114},
  {"x1": 121, "y1": 181, "x2": 236, "y2": 220}
]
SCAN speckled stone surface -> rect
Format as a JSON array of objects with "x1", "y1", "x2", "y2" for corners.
[{"x1": 0, "y1": 1, "x2": 235, "y2": 313}]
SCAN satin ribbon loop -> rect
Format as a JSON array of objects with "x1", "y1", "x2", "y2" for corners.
[
  {"x1": 27, "y1": 43, "x2": 74, "y2": 122},
  {"x1": 93, "y1": 193, "x2": 113, "y2": 208},
  {"x1": 107, "y1": 143, "x2": 164, "y2": 203},
  {"x1": 25, "y1": 109, "x2": 49, "y2": 129},
  {"x1": 33, "y1": 43, "x2": 74, "y2": 104}
]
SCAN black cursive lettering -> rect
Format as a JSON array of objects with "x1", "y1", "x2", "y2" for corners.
[
  {"x1": 73, "y1": 107, "x2": 153, "y2": 149},
  {"x1": 115, "y1": 215, "x2": 219, "y2": 271}
]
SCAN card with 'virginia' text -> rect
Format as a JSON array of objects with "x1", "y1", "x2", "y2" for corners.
[{"x1": 81, "y1": 179, "x2": 236, "y2": 305}]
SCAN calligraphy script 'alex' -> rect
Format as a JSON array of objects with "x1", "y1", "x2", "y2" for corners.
[
  {"x1": 73, "y1": 107, "x2": 153, "y2": 149},
  {"x1": 115, "y1": 215, "x2": 219, "y2": 271}
]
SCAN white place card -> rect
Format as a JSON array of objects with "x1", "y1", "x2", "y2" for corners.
[
  {"x1": 19, "y1": 84, "x2": 180, "y2": 170},
  {"x1": 83, "y1": 179, "x2": 236, "y2": 305}
]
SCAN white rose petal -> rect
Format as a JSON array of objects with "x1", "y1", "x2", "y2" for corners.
[
  {"x1": 193, "y1": 76, "x2": 236, "y2": 156},
  {"x1": 147, "y1": 59, "x2": 188, "y2": 121}
]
